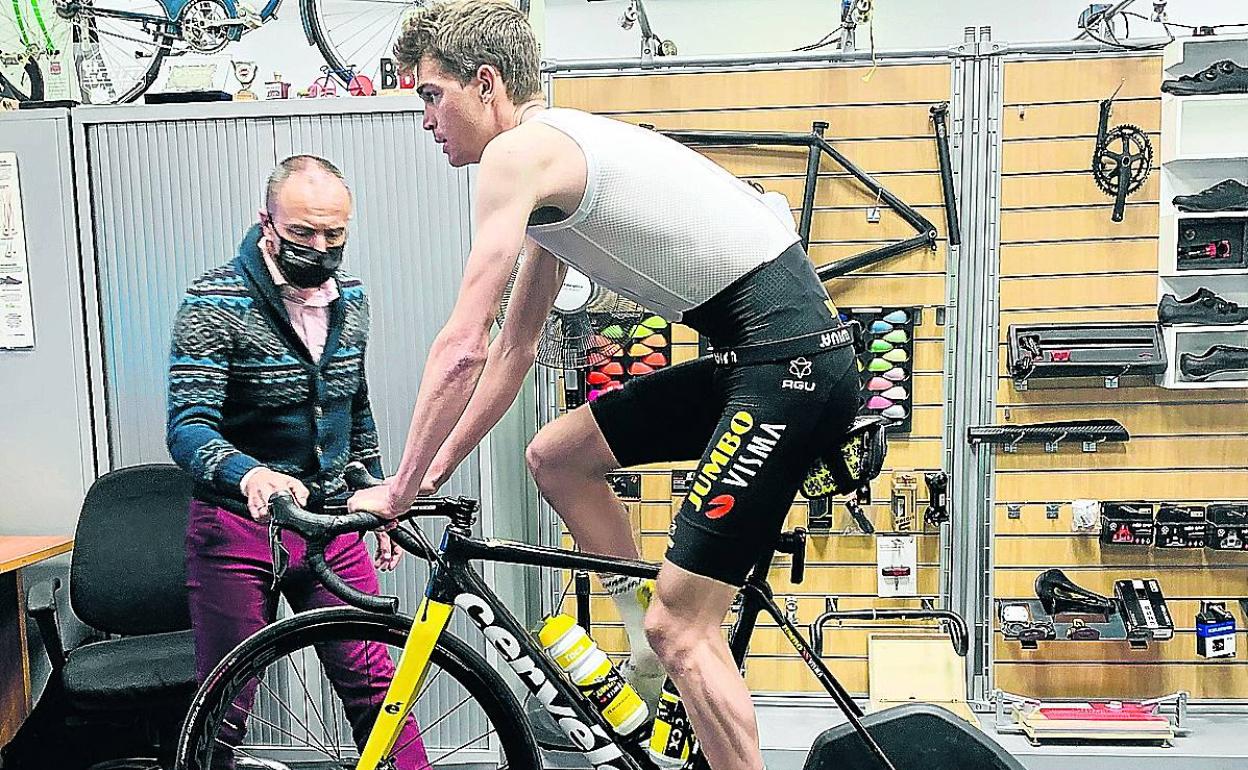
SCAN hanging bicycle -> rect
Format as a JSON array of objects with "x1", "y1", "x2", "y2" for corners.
[{"x1": 27, "y1": 0, "x2": 432, "y2": 103}]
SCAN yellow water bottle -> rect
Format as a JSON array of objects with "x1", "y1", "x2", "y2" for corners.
[
  {"x1": 538, "y1": 615, "x2": 649, "y2": 737},
  {"x1": 647, "y1": 678, "x2": 695, "y2": 769}
]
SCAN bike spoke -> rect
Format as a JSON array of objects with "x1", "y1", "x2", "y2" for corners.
[
  {"x1": 255, "y1": 676, "x2": 337, "y2": 757},
  {"x1": 333, "y1": 9, "x2": 397, "y2": 63},
  {"x1": 408, "y1": 725, "x2": 501, "y2": 770},
  {"x1": 287, "y1": 644, "x2": 337, "y2": 750}
]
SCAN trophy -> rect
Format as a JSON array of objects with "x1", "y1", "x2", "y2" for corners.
[{"x1": 232, "y1": 60, "x2": 258, "y2": 101}]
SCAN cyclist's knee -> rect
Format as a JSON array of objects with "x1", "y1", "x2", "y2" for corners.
[
  {"x1": 526, "y1": 416, "x2": 613, "y2": 484},
  {"x1": 643, "y1": 598, "x2": 712, "y2": 673},
  {"x1": 524, "y1": 428, "x2": 573, "y2": 488}
]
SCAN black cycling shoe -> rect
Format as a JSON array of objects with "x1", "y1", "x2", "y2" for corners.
[
  {"x1": 1174, "y1": 179, "x2": 1248, "y2": 213},
  {"x1": 1180, "y1": 344, "x2": 1248, "y2": 381},
  {"x1": 1035, "y1": 568, "x2": 1115, "y2": 618},
  {"x1": 1158, "y1": 288, "x2": 1248, "y2": 325},
  {"x1": 1162, "y1": 59, "x2": 1248, "y2": 95}
]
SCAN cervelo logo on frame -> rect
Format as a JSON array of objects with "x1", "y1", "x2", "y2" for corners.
[{"x1": 453, "y1": 593, "x2": 628, "y2": 770}]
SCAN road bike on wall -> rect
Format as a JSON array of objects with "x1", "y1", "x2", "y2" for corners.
[
  {"x1": 0, "y1": 0, "x2": 58, "y2": 100},
  {"x1": 0, "y1": 0, "x2": 436, "y2": 104}
]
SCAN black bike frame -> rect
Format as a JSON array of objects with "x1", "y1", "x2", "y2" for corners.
[
  {"x1": 651, "y1": 122, "x2": 940, "y2": 280},
  {"x1": 410, "y1": 523, "x2": 892, "y2": 770}
]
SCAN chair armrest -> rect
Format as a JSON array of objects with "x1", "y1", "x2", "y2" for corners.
[{"x1": 26, "y1": 577, "x2": 65, "y2": 671}]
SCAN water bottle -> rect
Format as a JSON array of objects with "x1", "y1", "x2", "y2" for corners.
[
  {"x1": 647, "y1": 678, "x2": 695, "y2": 769},
  {"x1": 538, "y1": 615, "x2": 649, "y2": 737}
]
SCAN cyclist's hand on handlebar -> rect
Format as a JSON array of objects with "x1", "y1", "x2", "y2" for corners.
[
  {"x1": 373, "y1": 530, "x2": 403, "y2": 571},
  {"x1": 245, "y1": 468, "x2": 309, "y2": 522},
  {"x1": 348, "y1": 483, "x2": 403, "y2": 520},
  {"x1": 418, "y1": 472, "x2": 441, "y2": 497}
]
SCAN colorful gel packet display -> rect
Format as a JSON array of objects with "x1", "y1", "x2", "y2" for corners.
[
  {"x1": 840, "y1": 306, "x2": 917, "y2": 433},
  {"x1": 582, "y1": 314, "x2": 672, "y2": 403}
]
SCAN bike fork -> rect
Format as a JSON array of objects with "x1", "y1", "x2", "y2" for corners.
[{"x1": 356, "y1": 597, "x2": 454, "y2": 770}]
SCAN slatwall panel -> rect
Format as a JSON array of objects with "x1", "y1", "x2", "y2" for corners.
[
  {"x1": 992, "y1": 55, "x2": 1248, "y2": 700},
  {"x1": 552, "y1": 62, "x2": 953, "y2": 695}
]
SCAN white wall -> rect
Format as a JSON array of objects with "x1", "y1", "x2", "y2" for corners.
[
  {"x1": 180, "y1": 0, "x2": 1245, "y2": 100},
  {"x1": 542, "y1": 0, "x2": 1247, "y2": 60}
]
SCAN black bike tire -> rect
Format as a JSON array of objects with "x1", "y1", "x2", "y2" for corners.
[
  {"x1": 115, "y1": 34, "x2": 170, "y2": 104},
  {"x1": 175, "y1": 606, "x2": 542, "y2": 770},
  {"x1": 300, "y1": 0, "x2": 375, "y2": 86},
  {"x1": 0, "y1": 59, "x2": 43, "y2": 102}
]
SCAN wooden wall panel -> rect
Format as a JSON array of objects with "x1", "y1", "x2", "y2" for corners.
[
  {"x1": 1002, "y1": 136, "x2": 1157, "y2": 175},
  {"x1": 991, "y1": 55, "x2": 1248, "y2": 702},
  {"x1": 1001, "y1": 175, "x2": 1160, "y2": 211},
  {"x1": 1002, "y1": 99, "x2": 1160, "y2": 140},
  {"x1": 999, "y1": 240, "x2": 1159, "y2": 276},
  {"x1": 606, "y1": 105, "x2": 939, "y2": 139},
  {"x1": 995, "y1": 663, "x2": 1248, "y2": 700},
  {"x1": 553, "y1": 59, "x2": 956, "y2": 697},
  {"x1": 994, "y1": 635, "x2": 1248, "y2": 663},
  {"x1": 1001, "y1": 58, "x2": 1163, "y2": 104},
  {"x1": 552, "y1": 64, "x2": 953, "y2": 113}
]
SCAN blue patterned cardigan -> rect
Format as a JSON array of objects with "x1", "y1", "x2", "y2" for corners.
[{"x1": 166, "y1": 225, "x2": 384, "y2": 515}]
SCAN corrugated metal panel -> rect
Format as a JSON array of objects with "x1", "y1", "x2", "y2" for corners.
[
  {"x1": 83, "y1": 105, "x2": 496, "y2": 756},
  {"x1": 88, "y1": 117, "x2": 275, "y2": 465}
]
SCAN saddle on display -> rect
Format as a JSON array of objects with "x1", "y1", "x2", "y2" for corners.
[{"x1": 1035, "y1": 568, "x2": 1115, "y2": 619}]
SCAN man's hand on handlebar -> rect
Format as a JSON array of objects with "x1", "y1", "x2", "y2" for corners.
[
  {"x1": 373, "y1": 531, "x2": 403, "y2": 571},
  {"x1": 244, "y1": 468, "x2": 309, "y2": 522}
]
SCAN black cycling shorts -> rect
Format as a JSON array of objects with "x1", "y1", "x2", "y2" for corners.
[{"x1": 588, "y1": 244, "x2": 861, "y2": 586}]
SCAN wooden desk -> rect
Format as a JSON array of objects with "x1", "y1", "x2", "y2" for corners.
[{"x1": 0, "y1": 536, "x2": 73, "y2": 747}]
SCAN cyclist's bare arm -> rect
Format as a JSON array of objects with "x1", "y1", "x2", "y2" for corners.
[
  {"x1": 423, "y1": 240, "x2": 566, "y2": 490},
  {"x1": 370, "y1": 130, "x2": 555, "y2": 515}
]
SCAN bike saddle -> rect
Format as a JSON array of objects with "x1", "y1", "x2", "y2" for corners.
[{"x1": 1034, "y1": 568, "x2": 1115, "y2": 617}]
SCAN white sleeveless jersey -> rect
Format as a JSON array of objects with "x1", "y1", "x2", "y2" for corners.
[{"x1": 525, "y1": 108, "x2": 800, "y2": 321}]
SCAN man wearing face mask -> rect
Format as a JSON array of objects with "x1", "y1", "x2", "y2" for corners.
[{"x1": 166, "y1": 155, "x2": 428, "y2": 769}]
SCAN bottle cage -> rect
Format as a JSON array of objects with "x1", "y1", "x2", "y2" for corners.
[{"x1": 801, "y1": 415, "x2": 890, "y2": 499}]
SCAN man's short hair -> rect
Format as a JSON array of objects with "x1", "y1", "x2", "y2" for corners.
[
  {"x1": 393, "y1": 0, "x2": 541, "y2": 103},
  {"x1": 265, "y1": 155, "x2": 350, "y2": 212}
]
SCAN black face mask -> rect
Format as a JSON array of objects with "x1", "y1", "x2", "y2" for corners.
[{"x1": 268, "y1": 224, "x2": 345, "y2": 289}]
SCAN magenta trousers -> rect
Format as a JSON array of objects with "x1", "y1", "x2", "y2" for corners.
[{"x1": 186, "y1": 500, "x2": 428, "y2": 768}]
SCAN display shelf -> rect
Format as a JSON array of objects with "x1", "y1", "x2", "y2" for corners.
[
  {"x1": 1158, "y1": 211, "x2": 1248, "y2": 275},
  {"x1": 1159, "y1": 323, "x2": 1248, "y2": 334},
  {"x1": 1160, "y1": 326, "x2": 1248, "y2": 390},
  {"x1": 1166, "y1": 210, "x2": 1248, "y2": 220},
  {"x1": 1163, "y1": 32, "x2": 1248, "y2": 79},
  {"x1": 1161, "y1": 94, "x2": 1248, "y2": 165},
  {"x1": 1157, "y1": 38, "x2": 1248, "y2": 389}
]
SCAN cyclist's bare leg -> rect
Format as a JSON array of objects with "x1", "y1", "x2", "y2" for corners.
[
  {"x1": 645, "y1": 561, "x2": 763, "y2": 770},
  {"x1": 525, "y1": 405, "x2": 639, "y2": 560}
]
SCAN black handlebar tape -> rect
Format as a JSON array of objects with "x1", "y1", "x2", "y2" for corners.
[
  {"x1": 268, "y1": 492, "x2": 399, "y2": 614},
  {"x1": 308, "y1": 548, "x2": 398, "y2": 614}
]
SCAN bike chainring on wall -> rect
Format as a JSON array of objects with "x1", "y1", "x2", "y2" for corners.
[{"x1": 1091, "y1": 123, "x2": 1152, "y2": 223}]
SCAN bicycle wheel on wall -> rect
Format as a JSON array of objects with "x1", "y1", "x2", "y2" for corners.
[
  {"x1": 301, "y1": 0, "x2": 425, "y2": 90},
  {"x1": 176, "y1": 606, "x2": 541, "y2": 770},
  {"x1": 56, "y1": 0, "x2": 170, "y2": 103}
]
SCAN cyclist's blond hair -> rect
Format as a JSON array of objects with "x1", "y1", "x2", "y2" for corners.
[{"x1": 393, "y1": 1, "x2": 541, "y2": 102}]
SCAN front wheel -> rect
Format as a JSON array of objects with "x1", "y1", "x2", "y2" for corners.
[{"x1": 176, "y1": 606, "x2": 540, "y2": 770}]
